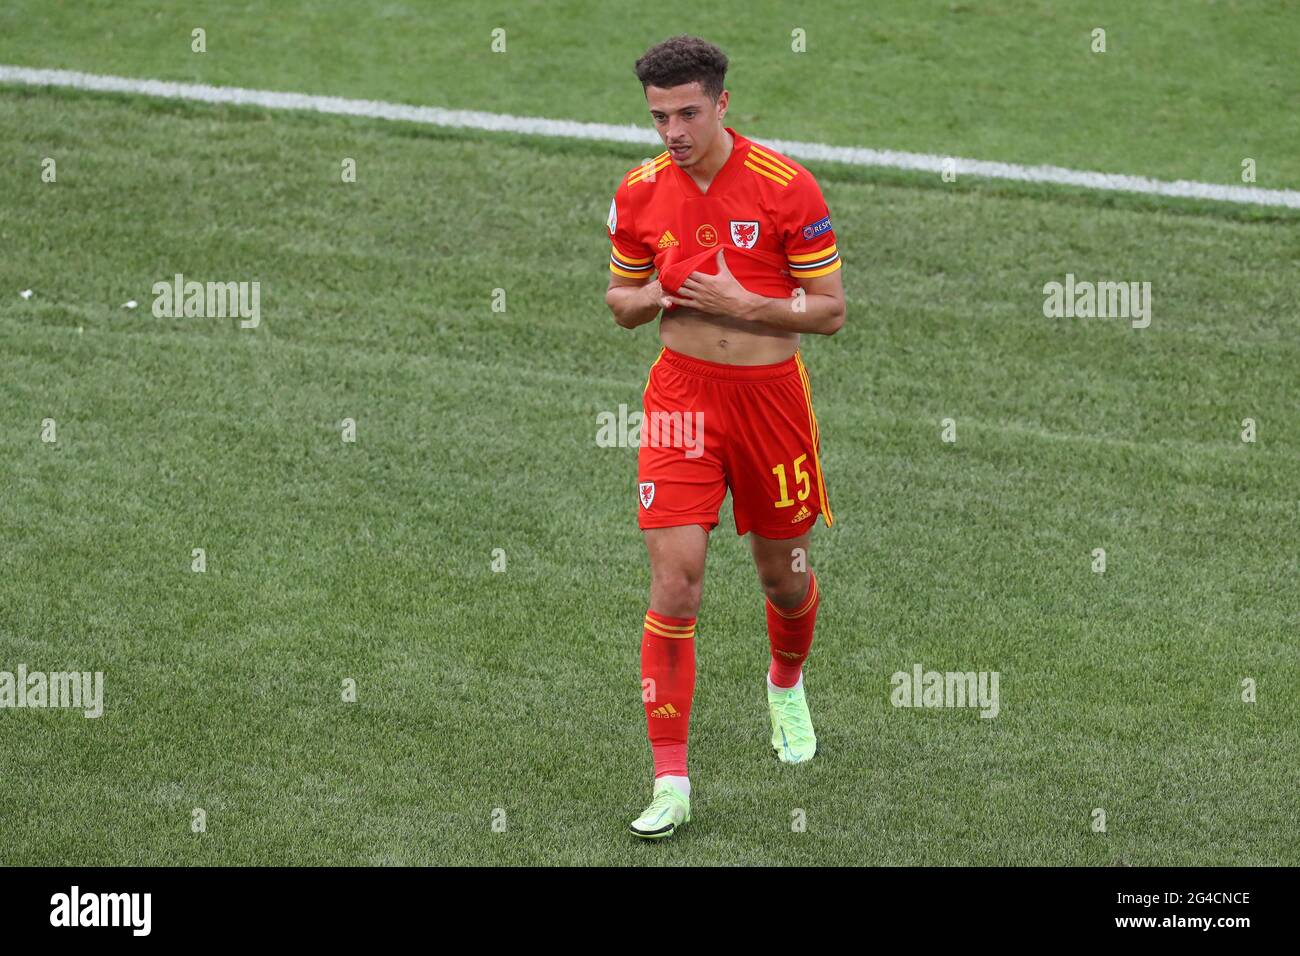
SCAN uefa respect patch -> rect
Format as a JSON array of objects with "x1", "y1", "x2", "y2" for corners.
[{"x1": 801, "y1": 215, "x2": 833, "y2": 241}]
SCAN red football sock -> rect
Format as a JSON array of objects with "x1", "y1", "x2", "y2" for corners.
[
  {"x1": 767, "y1": 572, "x2": 819, "y2": 687},
  {"x1": 641, "y1": 609, "x2": 696, "y2": 778}
]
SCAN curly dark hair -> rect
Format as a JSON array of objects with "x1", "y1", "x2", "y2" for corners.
[{"x1": 634, "y1": 35, "x2": 729, "y2": 101}]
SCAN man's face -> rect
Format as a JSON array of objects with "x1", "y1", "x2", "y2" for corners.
[{"x1": 645, "y1": 82, "x2": 728, "y2": 167}]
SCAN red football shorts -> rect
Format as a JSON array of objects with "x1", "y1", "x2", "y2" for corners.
[{"x1": 636, "y1": 346, "x2": 833, "y2": 539}]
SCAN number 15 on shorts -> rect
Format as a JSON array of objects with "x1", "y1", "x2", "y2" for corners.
[{"x1": 771, "y1": 454, "x2": 811, "y2": 508}]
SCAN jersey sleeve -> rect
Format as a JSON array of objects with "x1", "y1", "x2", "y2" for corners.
[
  {"x1": 778, "y1": 171, "x2": 841, "y2": 281},
  {"x1": 607, "y1": 177, "x2": 656, "y2": 282}
]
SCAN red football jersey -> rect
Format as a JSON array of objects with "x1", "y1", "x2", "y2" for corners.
[{"x1": 606, "y1": 127, "x2": 841, "y2": 300}]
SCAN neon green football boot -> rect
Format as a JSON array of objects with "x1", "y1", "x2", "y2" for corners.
[
  {"x1": 768, "y1": 678, "x2": 817, "y2": 764},
  {"x1": 629, "y1": 779, "x2": 691, "y2": 840}
]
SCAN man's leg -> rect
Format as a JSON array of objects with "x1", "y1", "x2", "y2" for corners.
[
  {"x1": 632, "y1": 349, "x2": 729, "y2": 836},
  {"x1": 750, "y1": 530, "x2": 821, "y2": 762},
  {"x1": 751, "y1": 530, "x2": 819, "y2": 684},
  {"x1": 750, "y1": 530, "x2": 813, "y2": 615},
  {"x1": 641, "y1": 525, "x2": 708, "y2": 782},
  {"x1": 629, "y1": 524, "x2": 708, "y2": 838}
]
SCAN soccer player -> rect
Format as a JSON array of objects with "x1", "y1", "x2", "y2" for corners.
[{"x1": 604, "y1": 36, "x2": 846, "y2": 839}]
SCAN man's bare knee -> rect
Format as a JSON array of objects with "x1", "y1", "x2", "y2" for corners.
[
  {"x1": 651, "y1": 570, "x2": 703, "y2": 618},
  {"x1": 644, "y1": 525, "x2": 708, "y2": 619},
  {"x1": 750, "y1": 531, "x2": 811, "y2": 609},
  {"x1": 762, "y1": 571, "x2": 809, "y2": 609}
]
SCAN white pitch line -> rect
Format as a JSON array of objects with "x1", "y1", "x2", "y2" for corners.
[{"x1": 3, "y1": 64, "x2": 1298, "y2": 210}]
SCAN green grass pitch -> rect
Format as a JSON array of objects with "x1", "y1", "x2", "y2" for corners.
[{"x1": 0, "y1": 1, "x2": 1297, "y2": 865}]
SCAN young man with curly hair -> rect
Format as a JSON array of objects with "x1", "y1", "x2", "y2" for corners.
[{"x1": 605, "y1": 35, "x2": 845, "y2": 839}]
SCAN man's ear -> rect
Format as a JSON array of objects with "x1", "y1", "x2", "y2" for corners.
[{"x1": 716, "y1": 89, "x2": 729, "y2": 121}]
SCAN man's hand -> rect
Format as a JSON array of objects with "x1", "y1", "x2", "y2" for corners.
[
  {"x1": 612, "y1": 250, "x2": 845, "y2": 335},
  {"x1": 641, "y1": 278, "x2": 673, "y2": 312},
  {"x1": 607, "y1": 274, "x2": 672, "y2": 329},
  {"x1": 667, "y1": 250, "x2": 756, "y2": 319}
]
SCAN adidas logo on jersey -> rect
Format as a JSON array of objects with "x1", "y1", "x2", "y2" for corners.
[{"x1": 657, "y1": 230, "x2": 680, "y2": 249}]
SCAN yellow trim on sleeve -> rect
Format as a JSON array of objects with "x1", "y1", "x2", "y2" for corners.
[
  {"x1": 790, "y1": 259, "x2": 842, "y2": 279},
  {"x1": 788, "y1": 243, "x2": 837, "y2": 263},
  {"x1": 610, "y1": 263, "x2": 652, "y2": 279}
]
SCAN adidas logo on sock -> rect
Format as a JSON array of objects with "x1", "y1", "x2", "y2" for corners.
[{"x1": 650, "y1": 703, "x2": 681, "y2": 718}]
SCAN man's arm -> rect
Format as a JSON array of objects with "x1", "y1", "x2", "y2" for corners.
[
  {"x1": 667, "y1": 249, "x2": 846, "y2": 335},
  {"x1": 606, "y1": 273, "x2": 672, "y2": 329},
  {"x1": 738, "y1": 267, "x2": 844, "y2": 335}
]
